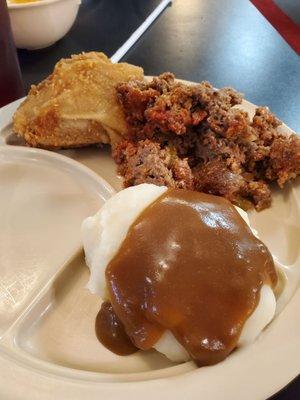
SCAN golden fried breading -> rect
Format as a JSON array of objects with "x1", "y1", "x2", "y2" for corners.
[{"x1": 13, "y1": 52, "x2": 144, "y2": 149}]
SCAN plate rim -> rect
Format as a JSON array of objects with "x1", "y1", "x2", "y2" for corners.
[
  {"x1": 0, "y1": 144, "x2": 115, "y2": 200},
  {"x1": 0, "y1": 87, "x2": 299, "y2": 400}
]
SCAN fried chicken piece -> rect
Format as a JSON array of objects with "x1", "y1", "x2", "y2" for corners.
[
  {"x1": 13, "y1": 52, "x2": 144, "y2": 149},
  {"x1": 114, "y1": 74, "x2": 300, "y2": 210}
]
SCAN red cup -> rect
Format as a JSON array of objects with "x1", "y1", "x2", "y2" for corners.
[{"x1": 0, "y1": 0, "x2": 24, "y2": 108}]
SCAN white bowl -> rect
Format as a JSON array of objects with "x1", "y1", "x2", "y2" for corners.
[{"x1": 7, "y1": 0, "x2": 81, "y2": 50}]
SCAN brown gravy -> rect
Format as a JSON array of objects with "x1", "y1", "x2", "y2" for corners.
[
  {"x1": 101, "y1": 189, "x2": 277, "y2": 365},
  {"x1": 95, "y1": 301, "x2": 137, "y2": 355}
]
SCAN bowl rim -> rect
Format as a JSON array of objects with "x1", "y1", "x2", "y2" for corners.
[{"x1": 7, "y1": 0, "x2": 80, "y2": 10}]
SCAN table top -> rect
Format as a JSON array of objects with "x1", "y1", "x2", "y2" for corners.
[{"x1": 17, "y1": 1, "x2": 300, "y2": 398}]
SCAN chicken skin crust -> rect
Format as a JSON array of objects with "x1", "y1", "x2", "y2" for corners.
[{"x1": 13, "y1": 52, "x2": 144, "y2": 149}]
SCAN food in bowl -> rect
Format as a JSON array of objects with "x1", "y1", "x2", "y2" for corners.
[
  {"x1": 8, "y1": 0, "x2": 38, "y2": 3},
  {"x1": 82, "y1": 184, "x2": 278, "y2": 365},
  {"x1": 7, "y1": 0, "x2": 81, "y2": 50},
  {"x1": 9, "y1": 0, "x2": 38, "y2": 3},
  {"x1": 13, "y1": 52, "x2": 143, "y2": 148}
]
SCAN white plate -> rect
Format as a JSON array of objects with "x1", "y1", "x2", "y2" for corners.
[{"x1": 0, "y1": 93, "x2": 299, "y2": 400}]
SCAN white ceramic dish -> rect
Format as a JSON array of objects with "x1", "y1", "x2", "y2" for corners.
[
  {"x1": 7, "y1": 0, "x2": 81, "y2": 50},
  {"x1": 0, "y1": 94, "x2": 299, "y2": 400}
]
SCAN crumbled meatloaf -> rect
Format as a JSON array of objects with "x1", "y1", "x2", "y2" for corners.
[{"x1": 113, "y1": 73, "x2": 300, "y2": 210}]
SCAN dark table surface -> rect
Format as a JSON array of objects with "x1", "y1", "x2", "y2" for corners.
[{"x1": 17, "y1": 0, "x2": 300, "y2": 398}]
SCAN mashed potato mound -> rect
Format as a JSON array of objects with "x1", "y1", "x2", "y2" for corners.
[{"x1": 82, "y1": 184, "x2": 276, "y2": 363}]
